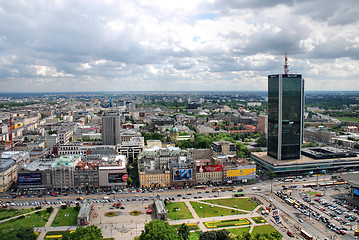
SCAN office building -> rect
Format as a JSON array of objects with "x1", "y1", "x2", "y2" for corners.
[
  {"x1": 51, "y1": 155, "x2": 81, "y2": 190},
  {"x1": 101, "y1": 111, "x2": 121, "y2": 145},
  {"x1": 211, "y1": 140, "x2": 236, "y2": 157},
  {"x1": 252, "y1": 147, "x2": 359, "y2": 176},
  {"x1": 267, "y1": 74, "x2": 304, "y2": 160}
]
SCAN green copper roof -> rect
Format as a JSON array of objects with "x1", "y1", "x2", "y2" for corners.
[
  {"x1": 51, "y1": 155, "x2": 80, "y2": 168},
  {"x1": 170, "y1": 126, "x2": 178, "y2": 132}
]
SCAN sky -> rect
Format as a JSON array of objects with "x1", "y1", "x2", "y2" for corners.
[{"x1": 1, "y1": 0, "x2": 359, "y2": 93}]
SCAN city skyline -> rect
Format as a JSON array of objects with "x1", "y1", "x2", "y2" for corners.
[{"x1": 1, "y1": 0, "x2": 359, "y2": 93}]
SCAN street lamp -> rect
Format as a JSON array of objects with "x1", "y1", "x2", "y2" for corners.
[
  {"x1": 174, "y1": 207, "x2": 180, "y2": 220},
  {"x1": 199, "y1": 206, "x2": 204, "y2": 218},
  {"x1": 315, "y1": 167, "x2": 319, "y2": 196}
]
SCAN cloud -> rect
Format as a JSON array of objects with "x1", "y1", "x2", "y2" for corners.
[{"x1": 0, "y1": 0, "x2": 358, "y2": 92}]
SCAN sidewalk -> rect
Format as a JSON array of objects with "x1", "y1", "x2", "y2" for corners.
[
  {"x1": 166, "y1": 196, "x2": 271, "y2": 234},
  {"x1": 37, "y1": 207, "x2": 59, "y2": 240}
]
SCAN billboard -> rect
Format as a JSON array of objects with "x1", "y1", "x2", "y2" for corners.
[
  {"x1": 108, "y1": 173, "x2": 127, "y2": 183},
  {"x1": 18, "y1": 173, "x2": 42, "y2": 185},
  {"x1": 226, "y1": 168, "x2": 256, "y2": 177},
  {"x1": 354, "y1": 188, "x2": 359, "y2": 196},
  {"x1": 173, "y1": 169, "x2": 193, "y2": 181},
  {"x1": 196, "y1": 165, "x2": 223, "y2": 172}
]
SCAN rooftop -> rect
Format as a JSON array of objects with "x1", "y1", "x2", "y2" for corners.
[
  {"x1": 154, "y1": 197, "x2": 167, "y2": 214},
  {"x1": 339, "y1": 174, "x2": 359, "y2": 188},
  {"x1": 22, "y1": 159, "x2": 53, "y2": 171},
  {"x1": 77, "y1": 199, "x2": 92, "y2": 219},
  {"x1": 252, "y1": 148, "x2": 359, "y2": 166},
  {"x1": 0, "y1": 158, "x2": 16, "y2": 172},
  {"x1": 52, "y1": 155, "x2": 81, "y2": 168}
]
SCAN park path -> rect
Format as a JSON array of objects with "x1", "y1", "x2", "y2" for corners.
[
  {"x1": 166, "y1": 197, "x2": 271, "y2": 234},
  {"x1": 37, "y1": 207, "x2": 59, "y2": 240},
  {"x1": 183, "y1": 199, "x2": 207, "y2": 231}
]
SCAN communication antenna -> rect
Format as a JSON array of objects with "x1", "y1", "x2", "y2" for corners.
[
  {"x1": 284, "y1": 52, "x2": 289, "y2": 74},
  {"x1": 9, "y1": 109, "x2": 13, "y2": 151}
]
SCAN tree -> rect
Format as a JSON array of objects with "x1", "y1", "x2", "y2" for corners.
[
  {"x1": 199, "y1": 231, "x2": 216, "y2": 240},
  {"x1": 268, "y1": 171, "x2": 275, "y2": 180},
  {"x1": 178, "y1": 223, "x2": 189, "y2": 240},
  {"x1": 127, "y1": 175, "x2": 133, "y2": 185},
  {"x1": 139, "y1": 220, "x2": 179, "y2": 240},
  {"x1": 216, "y1": 229, "x2": 230, "y2": 240},
  {"x1": 0, "y1": 227, "x2": 37, "y2": 240},
  {"x1": 255, "y1": 136, "x2": 267, "y2": 147},
  {"x1": 61, "y1": 225, "x2": 102, "y2": 240}
]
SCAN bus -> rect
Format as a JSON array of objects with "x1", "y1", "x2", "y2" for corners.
[
  {"x1": 195, "y1": 185, "x2": 206, "y2": 190},
  {"x1": 300, "y1": 229, "x2": 313, "y2": 240}
]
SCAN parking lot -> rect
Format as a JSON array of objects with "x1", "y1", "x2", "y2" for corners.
[{"x1": 271, "y1": 176, "x2": 359, "y2": 239}]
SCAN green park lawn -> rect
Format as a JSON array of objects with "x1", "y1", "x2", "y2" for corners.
[
  {"x1": 252, "y1": 225, "x2": 282, "y2": 238},
  {"x1": 0, "y1": 210, "x2": 51, "y2": 230},
  {"x1": 190, "y1": 201, "x2": 242, "y2": 218},
  {"x1": 202, "y1": 198, "x2": 258, "y2": 211},
  {"x1": 227, "y1": 226, "x2": 251, "y2": 236},
  {"x1": 337, "y1": 117, "x2": 359, "y2": 123},
  {"x1": 51, "y1": 207, "x2": 79, "y2": 226},
  {"x1": 0, "y1": 208, "x2": 35, "y2": 221},
  {"x1": 166, "y1": 202, "x2": 193, "y2": 220},
  {"x1": 189, "y1": 231, "x2": 202, "y2": 240}
]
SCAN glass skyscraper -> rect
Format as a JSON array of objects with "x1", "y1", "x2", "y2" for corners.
[{"x1": 267, "y1": 74, "x2": 304, "y2": 160}]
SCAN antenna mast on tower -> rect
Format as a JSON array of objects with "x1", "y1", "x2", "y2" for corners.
[
  {"x1": 284, "y1": 52, "x2": 289, "y2": 74},
  {"x1": 9, "y1": 110, "x2": 13, "y2": 151}
]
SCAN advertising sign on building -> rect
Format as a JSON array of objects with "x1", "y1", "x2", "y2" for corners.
[
  {"x1": 108, "y1": 173, "x2": 127, "y2": 183},
  {"x1": 173, "y1": 169, "x2": 193, "y2": 181},
  {"x1": 226, "y1": 168, "x2": 256, "y2": 177},
  {"x1": 196, "y1": 165, "x2": 223, "y2": 172},
  {"x1": 18, "y1": 173, "x2": 42, "y2": 185}
]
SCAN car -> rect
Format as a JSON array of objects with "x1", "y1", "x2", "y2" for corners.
[
  {"x1": 299, "y1": 218, "x2": 303, "y2": 223},
  {"x1": 177, "y1": 194, "x2": 182, "y2": 197},
  {"x1": 316, "y1": 194, "x2": 323, "y2": 197}
]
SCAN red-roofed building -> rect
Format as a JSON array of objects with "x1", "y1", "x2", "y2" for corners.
[{"x1": 74, "y1": 162, "x2": 99, "y2": 191}]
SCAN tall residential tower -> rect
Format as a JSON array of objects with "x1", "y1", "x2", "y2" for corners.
[{"x1": 267, "y1": 57, "x2": 304, "y2": 160}]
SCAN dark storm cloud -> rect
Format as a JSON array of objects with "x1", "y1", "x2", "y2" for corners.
[{"x1": 0, "y1": 0, "x2": 358, "y2": 92}]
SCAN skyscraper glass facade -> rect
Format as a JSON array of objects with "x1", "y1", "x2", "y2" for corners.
[{"x1": 268, "y1": 74, "x2": 304, "y2": 160}]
